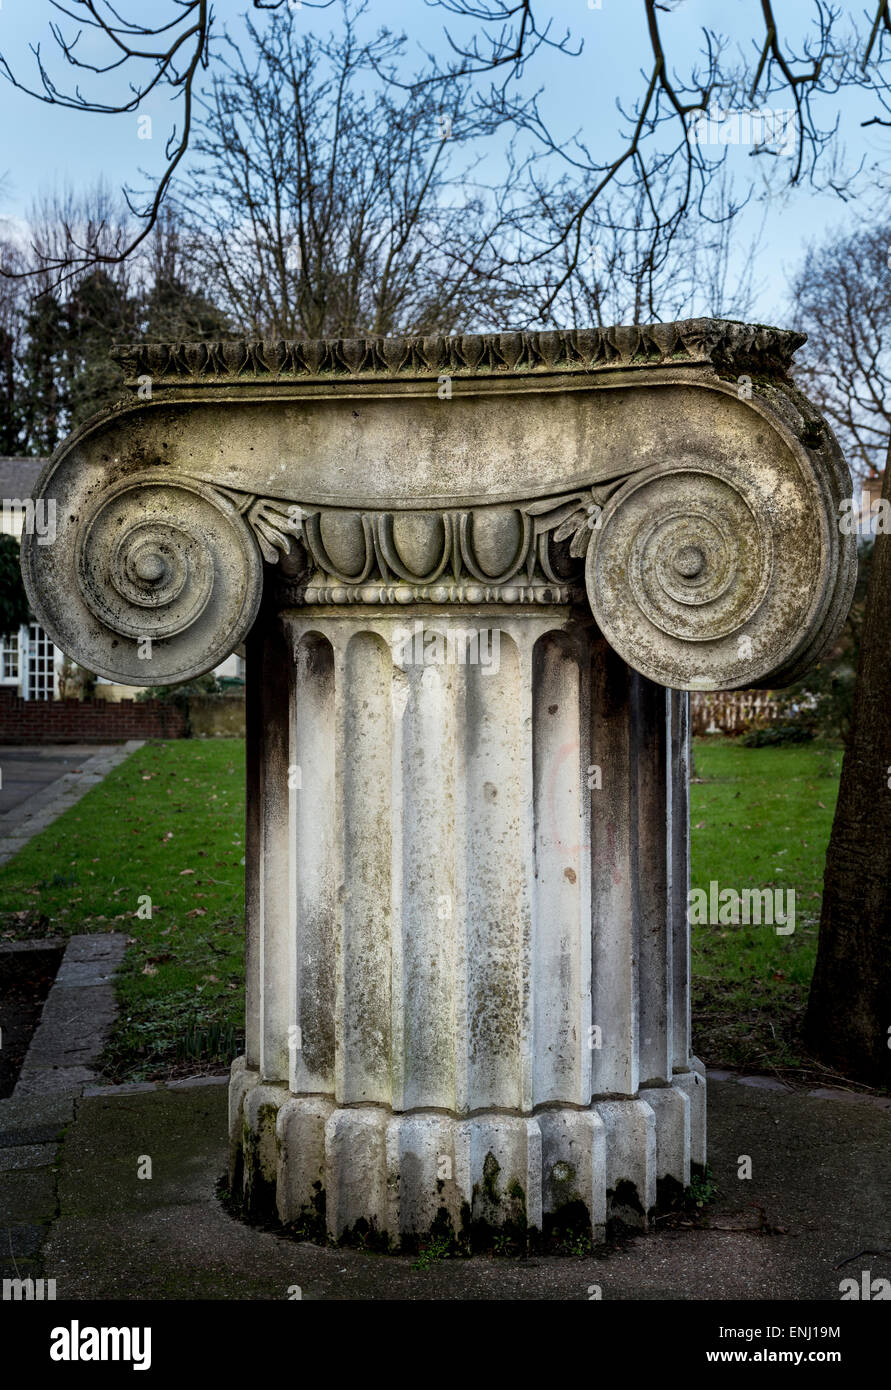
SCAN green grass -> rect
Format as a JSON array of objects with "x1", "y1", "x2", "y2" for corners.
[
  {"x1": 0, "y1": 733, "x2": 844, "y2": 1081},
  {"x1": 690, "y1": 737, "x2": 842, "y2": 1074},
  {"x1": 0, "y1": 740, "x2": 246, "y2": 1080}
]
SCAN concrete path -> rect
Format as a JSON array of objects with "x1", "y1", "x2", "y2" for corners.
[
  {"x1": 0, "y1": 932, "x2": 127, "y2": 1285},
  {"x1": 2, "y1": 915, "x2": 888, "y2": 1302},
  {"x1": 0, "y1": 742, "x2": 143, "y2": 865},
  {"x1": 17, "y1": 1073, "x2": 889, "y2": 1301}
]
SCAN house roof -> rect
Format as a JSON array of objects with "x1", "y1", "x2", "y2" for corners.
[{"x1": 0, "y1": 457, "x2": 48, "y2": 500}]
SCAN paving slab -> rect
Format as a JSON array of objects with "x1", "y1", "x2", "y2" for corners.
[
  {"x1": 63, "y1": 934, "x2": 129, "y2": 966},
  {"x1": 0, "y1": 1162, "x2": 59, "y2": 1283},
  {"x1": 0, "y1": 931, "x2": 126, "y2": 1285},
  {"x1": 0, "y1": 1143, "x2": 56, "y2": 1173},
  {"x1": 12, "y1": 1067, "x2": 99, "y2": 1099},
  {"x1": 14, "y1": 933, "x2": 126, "y2": 1098},
  {"x1": 21, "y1": 986, "x2": 120, "y2": 1067},
  {"x1": 37, "y1": 1076, "x2": 891, "y2": 1301},
  {"x1": 0, "y1": 1167, "x2": 57, "y2": 1227},
  {"x1": 0, "y1": 1092, "x2": 77, "y2": 1139}
]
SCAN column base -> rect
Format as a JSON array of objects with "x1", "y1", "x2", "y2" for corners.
[{"x1": 228, "y1": 1059, "x2": 707, "y2": 1250}]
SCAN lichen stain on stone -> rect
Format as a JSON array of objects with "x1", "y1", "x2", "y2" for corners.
[
  {"x1": 469, "y1": 943, "x2": 521, "y2": 1061},
  {"x1": 606, "y1": 1178, "x2": 646, "y2": 1236},
  {"x1": 241, "y1": 1106, "x2": 280, "y2": 1222},
  {"x1": 338, "y1": 1216, "x2": 392, "y2": 1253}
]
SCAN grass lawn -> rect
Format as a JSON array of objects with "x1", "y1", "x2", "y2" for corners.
[
  {"x1": 690, "y1": 737, "x2": 843, "y2": 1076},
  {"x1": 0, "y1": 733, "x2": 844, "y2": 1082},
  {"x1": 0, "y1": 739, "x2": 246, "y2": 1080}
]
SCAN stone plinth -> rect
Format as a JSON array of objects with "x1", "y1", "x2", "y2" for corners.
[{"x1": 22, "y1": 320, "x2": 856, "y2": 1248}]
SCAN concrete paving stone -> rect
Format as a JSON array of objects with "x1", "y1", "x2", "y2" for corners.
[
  {"x1": 23, "y1": 984, "x2": 118, "y2": 1066},
  {"x1": 0, "y1": 1143, "x2": 57, "y2": 1173},
  {"x1": 64, "y1": 934, "x2": 127, "y2": 965},
  {"x1": 737, "y1": 1075, "x2": 794, "y2": 1091},
  {"x1": 13, "y1": 1067, "x2": 97, "y2": 1098},
  {"x1": 35, "y1": 1077, "x2": 891, "y2": 1301},
  {"x1": 0, "y1": 1256, "x2": 43, "y2": 1284},
  {"x1": 0, "y1": 938, "x2": 65, "y2": 956},
  {"x1": 166, "y1": 1075, "x2": 229, "y2": 1090},
  {"x1": 0, "y1": 1125, "x2": 68, "y2": 1149},
  {"x1": 0, "y1": 1093, "x2": 75, "y2": 1132},
  {"x1": 82, "y1": 1083, "x2": 157, "y2": 1097},
  {"x1": 807, "y1": 1086, "x2": 891, "y2": 1110},
  {"x1": 53, "y1": 960, "x2": 121, "y2": 988},
  {"x1": 8, "y1": 932, "x2": 126, "y2": 1105},
  {"x1": 53, "y1": 1088, "x2": 227, "y2": 1219},
  {"x1": 0, "y1": 1168, "x2": 57, "y2": 1225},
  {"x1": 0, "y1": 1224, "x2": 46, "y2": 1258}
]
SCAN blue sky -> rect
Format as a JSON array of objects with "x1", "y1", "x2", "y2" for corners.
[{"x1": 1, "y1": 0, "x2": 889, "y2": 323}]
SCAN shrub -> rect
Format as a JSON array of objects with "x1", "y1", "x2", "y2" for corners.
[
  {"x1": 135, "y1": 672, "x2": 222, "y2": 704},
  {"x1": 740, "y1": 722, "x2": 816, "y2": 747}
]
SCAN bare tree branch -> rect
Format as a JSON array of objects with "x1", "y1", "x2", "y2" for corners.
[{"x1": 2, "y1": 0, "x2": 891, "y2": 308}]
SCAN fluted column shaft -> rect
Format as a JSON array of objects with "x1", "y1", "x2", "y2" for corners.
[{"x1": 232, "y1": 605, "x2": 703, "y2": 1243}]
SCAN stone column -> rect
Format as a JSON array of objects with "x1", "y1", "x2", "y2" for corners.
[
  {"x1": 240, "y1": 607, "x2": 698, "y2": 1243},
  {"x1": 21, "y1": 319, "x2": 856, "y2": 1249}
]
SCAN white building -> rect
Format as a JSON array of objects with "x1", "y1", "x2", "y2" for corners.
[{"x1": 0, "y1": 457, "x2": 57, "y2": 699}]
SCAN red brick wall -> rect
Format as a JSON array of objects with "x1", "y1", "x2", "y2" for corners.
[{"x1": 0, "y1": 688, "x2": 187, "y2": 743}]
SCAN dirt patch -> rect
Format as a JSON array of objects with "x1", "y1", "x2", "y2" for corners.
[{"x1": 0, "y1": 944, "x2": 64, "y2": 1096}]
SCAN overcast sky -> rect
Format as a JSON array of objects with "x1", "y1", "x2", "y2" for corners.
[{"x1": 1, "y1": 0, "x2": 889, "y2": 324}]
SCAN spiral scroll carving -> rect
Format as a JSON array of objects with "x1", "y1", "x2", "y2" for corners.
[
  {"x1": 585, "y1": 460, "x2": 838, "y2": 691},
  {"x1": 23, "y1": 468, "x2": 263, "y2": 686}
]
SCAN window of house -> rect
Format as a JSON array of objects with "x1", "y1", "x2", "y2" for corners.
[
  {"x1": 0, "y1": 632, "x2": 19, "y2": 681},
  {"x1": 27, "y1": 622, "x2": 55, "y2": 700}
]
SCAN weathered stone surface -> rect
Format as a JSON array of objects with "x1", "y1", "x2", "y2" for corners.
[
  {"x1": 0, "y1": 1093, "x2": 76, "y2": 1136},
  {"x1": 12, "y1": 933, "x2": 127, "y2": 1101},
  {"x1": 23, "y1": 319, "x2": 854, "y2": 693},
  {"x1": 0, "y1": 1143, "x2": 57, "y2": 1172},
  {"x1": 21, "y1": 985, "x2": 118, "y2": 1066},
  {"x1": 0, "y1": 1167, "x2": 57, "y2": 1224},
  {"x1": 22, "y1": 321, "x2": 855, "y2": 1248}
]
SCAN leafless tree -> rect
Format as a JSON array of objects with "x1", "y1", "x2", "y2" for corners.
[
  {"x1": 0, "y1": 1, "x2": 215, "y2": 275},
  {"x1": 2, "y1": 1, "x2": 891, "y2": 291},
  {"x1": 783, "y1": 215, "x2": 891, "y2": 1085},
  {"x1": 25, "y1": 181, "x2": 135, "y2": 295},
  {"x1": 791, "y1": 221, "x2": 891, "y2": 481},
  {"x1": 0, "y1": 185, "x2": 229, "y2": 448},
  {"x1": 171, "y1": 8, "x2": 520, "y2": 337},
  {"x1": 381, "y1": 1, "x2": 891, "y2": 315},
  {"x1": 0, "y1": 231, "x2": 27, "y2": 452},
  {"x1": 521, "y1": 169, "x2": 765, "y2": 327}
]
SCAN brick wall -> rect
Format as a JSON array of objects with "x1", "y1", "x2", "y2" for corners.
[
  {"x1": 187, "y1": 694, "x2": 245, "y2": 737},
  {"x1": 0, "y1": 688, "x2": 187, "y2": 743}
]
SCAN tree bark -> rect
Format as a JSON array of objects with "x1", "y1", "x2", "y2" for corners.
[{"x1": 804, "y1": 449, "x2": 891, "y2": 1085}]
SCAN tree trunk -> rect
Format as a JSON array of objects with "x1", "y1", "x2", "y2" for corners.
[{"x1": 804, "y1": 449, "x2": 891, "y2": 1085}]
